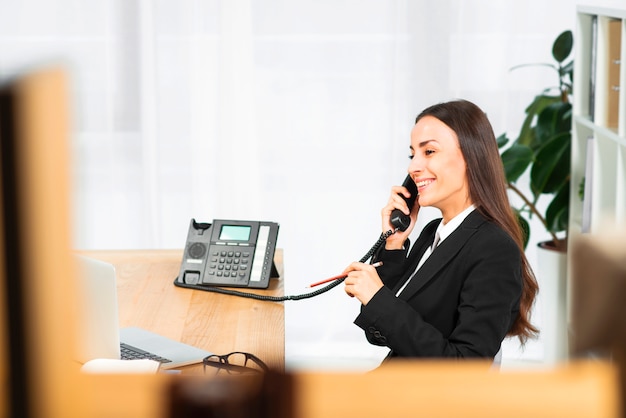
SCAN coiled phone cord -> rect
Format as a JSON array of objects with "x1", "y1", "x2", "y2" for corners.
[{"x1": 174, "y1": 229, "x2": 397, "y2": 302}]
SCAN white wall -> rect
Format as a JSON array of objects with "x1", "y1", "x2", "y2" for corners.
[{"x1": 2, "y1": 0, "x2": 621, "y2": 370}]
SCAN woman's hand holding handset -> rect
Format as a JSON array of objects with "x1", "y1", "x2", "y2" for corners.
[
  {"x1": 382, "y1": 181, "x2": 420, "y2": 250},
  {"x1": 342, "y1": 179, "x2": 420, "y2": 304}
]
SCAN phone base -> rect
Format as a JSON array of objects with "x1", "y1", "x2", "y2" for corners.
[{"x1": 175, "y1": 218, "x2": 280, "y2": 290}]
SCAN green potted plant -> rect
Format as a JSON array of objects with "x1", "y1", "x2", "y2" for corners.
[{"x1": 498, "y1": 30, "x2": 574, "y2": 253}]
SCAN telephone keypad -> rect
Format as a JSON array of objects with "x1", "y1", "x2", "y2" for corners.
[{"x1": 203, "y1": 248, "x2": 252, "y2": 284}]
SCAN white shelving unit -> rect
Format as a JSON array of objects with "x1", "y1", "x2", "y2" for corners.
[
  {"x1": 567, "y1": 4, "x2": 626, "y2": 349},
  {"x1": 570, "y1": 5, "x2": 626, "y2": 241}
]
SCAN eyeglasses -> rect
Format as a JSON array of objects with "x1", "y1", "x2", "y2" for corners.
[{"x1": 202, "y1": 351, "x2": 269, "y2": 375}]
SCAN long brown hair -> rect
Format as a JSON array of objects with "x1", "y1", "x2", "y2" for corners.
[{"x1": 416, "y1": 99, "x2": 539, "y2": 345}]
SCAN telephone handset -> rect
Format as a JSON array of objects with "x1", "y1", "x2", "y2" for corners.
[
  {"x1": 389, "y1": 175, "x2": 419, "y2": 231},
  {"x1": 175, "y1": 219, "x2": 280, "y2": 290}
]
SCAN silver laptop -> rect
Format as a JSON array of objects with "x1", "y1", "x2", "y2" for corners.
[{"x1": 73, "y1": 254, "x2": 212, "y2": 370}]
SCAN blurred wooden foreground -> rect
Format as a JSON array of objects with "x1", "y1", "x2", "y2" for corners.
[{"x1": 81, "y1": 359, "x2": 621, "y2": 418}]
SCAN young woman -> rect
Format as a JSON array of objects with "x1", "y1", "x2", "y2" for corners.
[{"x1": 343, "y1": 99, "x2": 538, "y2": 360}]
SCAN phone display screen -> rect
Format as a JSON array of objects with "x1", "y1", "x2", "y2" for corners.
[{"x1": 219, "y1": 225, "x2": 252, "y2": 241}]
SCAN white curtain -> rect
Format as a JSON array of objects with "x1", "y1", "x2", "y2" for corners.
[{"x1": 1, "y1": 0, "x2": 598, "y2": 369}]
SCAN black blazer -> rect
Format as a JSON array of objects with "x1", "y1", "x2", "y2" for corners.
[{"x1": 354, "y1": 210, "x2": 522, "y2": 359}]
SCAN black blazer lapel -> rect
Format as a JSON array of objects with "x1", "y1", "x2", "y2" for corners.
[
  {"x1": 397, "y1": 210, "x2": 488, "y2": 300},
  {"x1": 389, "y1": 219, "x2": 439, "y2": 294}
]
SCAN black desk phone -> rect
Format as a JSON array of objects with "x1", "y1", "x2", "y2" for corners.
[
  {"x1": 174, "y1": 176, "x2": 416, "y2": 300},
  {"x1": 175, "y1": 219, "x2": 280, "y2": 289}
]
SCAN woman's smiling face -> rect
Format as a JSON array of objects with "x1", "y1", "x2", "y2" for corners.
[{"x1": 408, "y1": 115, "x2": 472, "y2": 222}]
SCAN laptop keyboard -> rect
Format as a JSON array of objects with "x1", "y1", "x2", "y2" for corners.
[{"x1": 120, "y1": 342, "x2": 173, "y2": 364}]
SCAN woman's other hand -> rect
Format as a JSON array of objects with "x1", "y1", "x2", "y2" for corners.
[{"x1": 343, "y1": 262, "x2": 384, "y2": 305}]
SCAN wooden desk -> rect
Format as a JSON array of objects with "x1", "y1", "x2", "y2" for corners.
[{"x1": 82, "y1": 249, "x2": 285, "y2": 372}]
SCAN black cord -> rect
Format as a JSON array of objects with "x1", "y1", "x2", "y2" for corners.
[{"x1": 173, "y1": 229, "x2": 396, "y2": 302}]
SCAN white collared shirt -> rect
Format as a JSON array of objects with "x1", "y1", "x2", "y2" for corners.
[
  {"x1": 395, "y1": 205, "x2": 476, "y2": 297},
  {"x1": 435, "y1": 204, "x2": 476, "y2": 247}
]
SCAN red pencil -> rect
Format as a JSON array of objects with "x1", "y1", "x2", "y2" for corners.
[{"x1": 306, "y1": 262, "x2": 383, "y2": 288}]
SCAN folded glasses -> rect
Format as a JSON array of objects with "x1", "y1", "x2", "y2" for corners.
[{"x1": 202, "y1": 351, "x2": 269, "y2": 375}]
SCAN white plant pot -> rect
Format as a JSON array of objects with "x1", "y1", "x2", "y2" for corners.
[{"x1": 536, "y1": 242, "x2": 568, "y2": 364}]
